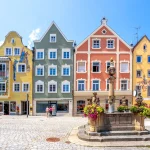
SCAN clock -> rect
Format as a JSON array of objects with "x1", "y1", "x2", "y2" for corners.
[{"x1": 133, "y1": 90, "x2": 137, "y2": 97}]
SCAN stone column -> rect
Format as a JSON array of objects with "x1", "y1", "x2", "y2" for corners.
[{"x1": 108, "y1": 58, "x2": 116, "y2": 113}]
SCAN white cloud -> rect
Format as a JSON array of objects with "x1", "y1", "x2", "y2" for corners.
[
  {"x1": 0, "y1": 41, "x2": 4, "y2": 46},
  {"x1": 28, "y1": 28, "x2": 40, "y2": 49}
]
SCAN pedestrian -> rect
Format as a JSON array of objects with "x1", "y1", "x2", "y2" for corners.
[
  {"x1": 49, "y1": 106, "x2": 52, "y2": 116},
  {"x1": 46, "y1": 106, "x2": 49, "y2": 118}
]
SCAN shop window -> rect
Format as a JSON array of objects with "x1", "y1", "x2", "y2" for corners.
[
  {"x1": 36, "y1": 101, "x2": 48, "y2": 113},
  {"x1": 10, "y1": 101, "x2": 16, "y2": 112},
  {"x1": 57, "y1": 102, "x2": 69, "y2": 112},
  {"x1": 77, "y1": 100, "x2": 85, "y2": 114}
]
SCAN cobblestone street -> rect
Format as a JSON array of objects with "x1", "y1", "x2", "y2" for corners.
[{"x1": 0, "y1": 115, "x2": 150, "y2": 150}]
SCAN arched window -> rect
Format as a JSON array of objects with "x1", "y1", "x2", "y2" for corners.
[
  {"x1": 77, "y1": 100, "x2": 85, "y2": 114},
  {"x1": 143, "y1": 44, "x2": 147, "y2": 51}
]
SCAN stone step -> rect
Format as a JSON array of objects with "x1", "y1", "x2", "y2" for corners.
[{"x1": 86, "y1": 130, "x2": 150, "y2": 136}]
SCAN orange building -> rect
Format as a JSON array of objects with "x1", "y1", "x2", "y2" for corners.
[{"x1": 73, "y1": 18, "x2": 132, "y2": 116}]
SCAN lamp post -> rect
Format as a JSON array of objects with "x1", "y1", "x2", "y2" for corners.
[{"x1": 26, "y1": 93, "x2": 29, "y2": 118}]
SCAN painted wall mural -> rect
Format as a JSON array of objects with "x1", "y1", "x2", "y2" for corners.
[{"x1": 13, "y1": 47, "x2": 30, "y2": 81}]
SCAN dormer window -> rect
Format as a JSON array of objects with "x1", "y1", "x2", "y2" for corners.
[
  {"x1": 11, "y1": 38, "x2": 15, "y2": 44},
  {"x1": 102, "y1": 29, "x2": 107, "y2": 34},
  {"x1": 50, "y1": 34, "x2": 56, "y2": 43}
]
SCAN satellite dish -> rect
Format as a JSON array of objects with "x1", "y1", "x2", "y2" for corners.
[{"x1": 133, "y1": 90, "x2": 137, "y2": 97}]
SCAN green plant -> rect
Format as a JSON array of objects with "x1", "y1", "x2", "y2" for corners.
[
  {"x1": 117, "y1": 105, "x2": 128, "y2": 112},
  {"x1": 84, "y1": 104, "x2": 104, "y2": 120},
  {"x1": 140, "y1": 107, "x2": 150, "y2": 118},
  {"x1": 130, "y1": 105, "x2": 139, "y2": 113}
]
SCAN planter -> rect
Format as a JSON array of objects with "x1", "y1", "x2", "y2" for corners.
[
  {"x1": 88, "y1": 118, "x2": 97, "y2": 132},
  {"x1": 134, "y1": 114, "x2": 145, "y2": 131}
]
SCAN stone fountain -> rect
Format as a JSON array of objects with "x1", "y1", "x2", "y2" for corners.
[{"x1": 78, "y1": 58, "x2": 150, "y2": 142}]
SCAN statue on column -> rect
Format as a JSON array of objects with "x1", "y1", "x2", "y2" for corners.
[
  {"x1": 135, "y1": 93, "x2": 143, "y2": 107},
  {"x1": 87, "y1": 92, "x2": 100, "y2": 105},
  {"x1": 121, "y1": 96, "x2": 128, "y2": 106}
]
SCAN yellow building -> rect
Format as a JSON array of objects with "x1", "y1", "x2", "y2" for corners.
[
  {"x1": 133, "y1": 35, "x2": 150, "y2": 105},
  {"x1": 0, "y1": 31, "x2": 33, "y2": 115}
]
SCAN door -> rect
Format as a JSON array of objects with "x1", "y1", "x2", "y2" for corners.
[
  {"x1": 51, "y1": 104, "x2": 57, "y2": 116},
  {"x1": 4, "y1": 101, "x2": 9, "y2": 115},
  {"x1": 0, "y1": 102, "x2": 4, "y2": 114},
  {"x1": 21, "y1": 101, "x2": 29, "y2": 115}
]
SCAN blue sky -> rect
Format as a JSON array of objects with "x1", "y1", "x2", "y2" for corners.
[{"x1": 0, "y1": 0, "x2": 150, "y2": 48}]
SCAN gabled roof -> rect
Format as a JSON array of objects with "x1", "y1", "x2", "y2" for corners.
[
  {"x1": 34, "y1": 21, "x2": 74, "y2": 43},
  {"x1": 5, "y1": 31, "x2": 22, "y2": 38},
  {"x1": 132, "y1": 35, "x2": 150, "y2": 52},
  {"x1": 76, "y1": 20, "x2": 131, "y2": 49}
]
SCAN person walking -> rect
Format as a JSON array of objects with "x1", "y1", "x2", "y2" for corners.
[{"x1": 46, "y1": 106, "x2": 49, "y2": 118}]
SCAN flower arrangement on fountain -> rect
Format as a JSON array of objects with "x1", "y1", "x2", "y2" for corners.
[{"x1": 84, "y1": 104, "x2": 104, "y2": 121}]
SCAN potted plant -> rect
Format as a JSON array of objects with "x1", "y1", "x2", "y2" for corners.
[
  {"x1": 84, "y1": 104, "x2": 104, "y2": 132},
  {"x1": 117, "y1": 105, "x2": 128, "y2": 112}
]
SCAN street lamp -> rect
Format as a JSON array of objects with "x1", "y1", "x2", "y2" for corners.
[{"x1": 26, "y1": 93, "x2": 29, "y2": 118}]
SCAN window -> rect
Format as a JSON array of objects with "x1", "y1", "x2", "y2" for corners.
[
  {"x1": 14, "y1": 48, "x2": 20, "y2": 55},
  {"x1": 143, "y1": 44, "x2": 147, "y2": 51},
  {"x1": 62, "y1": 66, "x2": 70, "y2": 76},
  {"x1": 36, "y1": 65, "x2": 44, "y2": 76},
  {"x1": 49, "y1": 49, "x2": 57, "y2": 59},
  {"x1": 13, "y1": 83, "x2": 20, "y2": 92},
  {"x1": 77, "y1": 100, "x2": 85, "y2": 114},
  {"x1": 136, "y1": 56, "x2": 142, "y2": 63},
  {"x1": 10, "y1": 101, "x2": 16, "y2": 112},
  {"x1": 92, "y1": 80, "x2": 99, "y2": 91},
  {"x1": 36, "y1": 49, "x2": 44, "y2": 60},
  {"x1": 22, "y1": 83, "x2": 29, "y2": 92},
  {"x1": 136, "y1": 70, "x2": 142, "y2": 77},
  {"x1": 49, "y1": 65, "x2": 57, "y2": 76},
  {"x1": 106, "y1": 79, "x2": 109, "y2": 91},
  {"x1": 18, "y1": 64, "x2": 26, "y2": 72},
  {"x1": 5, "y1": 48, "x2": 12, "y2": 55},
  {"x1": 36, "y1": 101, "x2": 48, "y2": 113},
  {"x1": 0, "y1": 63, "x2": 6, "y2": 77},
  {"x1": 148, "y1": 56, "x2": 150, "y2": 63},
  {"x1": 107, "y1": 40, "x2": 114, "y2": 48},
  {"x1": 57, "y1": 102, "x2": 69, "y2": 112},
  {"x1": 102, "y1": 29, "x2": 106, "y2": 34},
  {"x1": 93, "y1": 40, "x2": 100, "y2": 48},
  {"x1": 0, "y1": 82, "x2": 6, "y2": 92},
  {"x1": 136, "y1": 85, "x2": 141, "y2": 94},
  {"x1": 62, "y1": 81, "x2": 70, "y2": 93},
  {"x1": 121, "y1": 80, "x2": 128, "y2": 91},
  {"x1": 50, "y1": 34, "x2": 56, "y2": 42},
  {"x1": 120, "y1": 62, "x2": 129, "y2": 73},
  {"x1": 77, "y1": 62, "x2": 86, "y2": 72},
  {"x1": 92, "y1": 62, "x2": 100, "y2": 72},
  {"x1": 35, "y1": 81, "x2": 44, "y2": 93},
  {"x1": 0, "y1": 102, "x2": 3, "y2": 112},
  {"x1": 62, "y1": 49, "x2": 70, "y2": 59},
  {"x1": 78, "y1": 80, "x2": 85, "y2": 91},
  {"x1": 48, "y1": 81, "x2": 57, "y2": 93},
  {"x1": 11, "y1": 38, "x2": 15, "y2": 44},
  {"x1": 148, "y1": 86, "x2": 150, "y2": 96},
  {"x1": 148, "y1": 70, "x2": 150, "y2": 77}
]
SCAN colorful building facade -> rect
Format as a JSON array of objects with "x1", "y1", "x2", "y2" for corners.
[
  {"x1": 0, "y1": 31, "x2": 33, "y2": 115},
  {"x1": 133, "y1": 35, "x2": 150, "y2": 105},
  {"x1": 33, "y1": 22, "x2": 74, "y2": 116},
  {"x1": 73, "y1": 18, "x2": 132, "y2": 115}
]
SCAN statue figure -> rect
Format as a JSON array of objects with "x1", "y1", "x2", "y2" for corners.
[
  {"x1": 87, "y1": 98, "x2": 92, "y2": 105},
  {"x1": 19, "y1": 48, "x2": 25, "y2": 63},
  {"x1": 135, "y1": 93, "x2": 143, "y2": 106},
  {"x1": 121, "y1": 96, "x2": 128, "y2": 106},
  {"x1": 87, "y1": 93, "x2": 100, "y2": 105}
]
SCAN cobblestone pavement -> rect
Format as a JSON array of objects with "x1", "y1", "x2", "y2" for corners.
[{"x1": 0, "y1": 115, "x2": 150, "y2": 150}]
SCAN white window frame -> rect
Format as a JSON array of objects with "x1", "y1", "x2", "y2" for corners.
[
  {"x1": 0, "y1": 82, "x2": 6, "y2": 92},
  {"x1": 136, "y1": 70, "x2": 142, "y2": 78},
  {"x1": 106, "y1": 39, "x2": 115, "y2": 49},
  {"x1": 62, "y1": 65, "x2": 70, "y2": 76},
  {"x1": 62, "y1": 49, "x2": 71, "y2": 59},
  {"x1": 36, "y1": 65, "x2": 44, "y2": 76},
  {"x1": 13, "y1": 83, "x2": 20, "y2": 92},
  {"x1": 35, "y1": 80, "x2": 44, "y2": 93},
  {"x1": 105, "y1": 61, "x2": 115, "y2": 73},
  {"x1": 17, "y1": 63, "x2": 26, "y2": 73},
  {"x1": 91, "y1": 61, "x2": 101, "y2": 73},
  {"x1": 13, "y1": 47, "x2": 21, "y2": 56},
  {"x1": 48, "y1": 49, "x2": 57, "y2": 59},
  {"x1": 50, "y1": 34, "x2": 56, "y2": 43},
  {"x1": 120, "y1": 61, "x2": 129, "y2": 73},
  {"x1": 92, "y1": 79, "x2": 100, "y2": 91},
  {"x1": 77, "y1": 79, "x2": 86, "y2": 91},
  {"x1": 48, "y1": 80, "x2": 57, "y2": 93},
  {"x1": 5, "y1": 47, "x2": 12, "y2": 56},
  {"x1": 61, "y1": 80, "x2": 70, "y2": 93},
  {"x1": 22, "y1": 83, "x2": 29, "y2": 92},
  {"x1": 77, "y1": 61, "x2": 86, "y2": 73},
  {"x1": 92, "y1": 39, "x2": 101, "y2": 49},
  {"x1": 0, "y1": 63, "x2": 6, "y2": 77},
  {"x1": 120, "y1": 79, "x2": 129, "y2": 91},
  {"x1": 136, "y1": 55, "x2": 142, "y2": 63},
  {"x1": 105, "y1": 79, "x2": 109, "y2": 91},
  {"x1": 48, "y1": 64, "x2": 57, "y2": 76},
  {"x1": 36, "y1": 49, "x2": 44, "y2": 60}
]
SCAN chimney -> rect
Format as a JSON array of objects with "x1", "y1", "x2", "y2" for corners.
[{"x1": 101, "y1": 17, "x2": 107, "y2": 25}]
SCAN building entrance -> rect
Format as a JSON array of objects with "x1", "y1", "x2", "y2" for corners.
[
  {"x1": 4, "y1": 101, "x2": 9, "y2": 115},
  {"x1": 21, "y1": 101, "x2": 29, "y2": 115}
]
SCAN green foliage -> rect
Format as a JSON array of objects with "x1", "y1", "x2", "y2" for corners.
[{"x1": 117, "y1": 105, "x2": 128, "y2": 112}]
